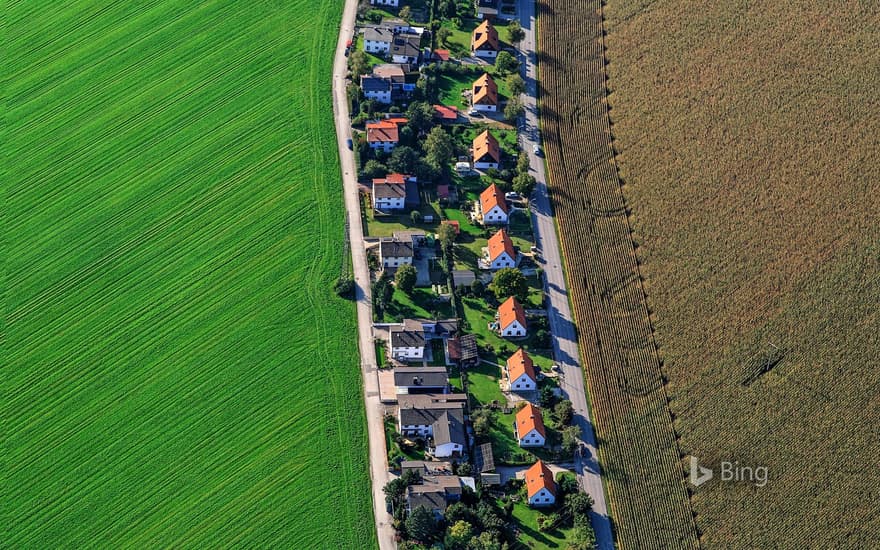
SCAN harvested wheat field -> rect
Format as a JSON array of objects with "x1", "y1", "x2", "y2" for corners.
[{"x1": 540, "y1": 0, "x2": 879, "y2": 548}]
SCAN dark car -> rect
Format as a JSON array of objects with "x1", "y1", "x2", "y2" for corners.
[{"x1": 346, "y1": 138, "x2": 353, "y2": 150}]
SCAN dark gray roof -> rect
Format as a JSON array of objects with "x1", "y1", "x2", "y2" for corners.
[
  {"x1": 400, "y1": 404, "x2": 464, "y2": 428},
  {"x1": 474, "y1": 443, "x2": 495, "y2": 473},
  {"x1": 406, "y1": 488, "x2": 447, "y2": 513},
  {"x1": 361, "y1": 76, "x2": 391, "y2": 93},
  {"x1": 394, "y1": 366, "x2": 448, "y2": 388},
  {"x1": 405, "y1": 180, "x2": 420, "y2": 207},
  {"x1": 400, "y1": 460, "x2": 454, "y2": 476},
  {"x1": 363, "y1": 26, "x2": 393, "y2": 43},
  {"x1": 477, "y1": 0, "x2": 498, "y2": 7},
  {"x1": 391, "y1": 35, "x2": 421, "y2": 58},
  {"x1": 452, "y1": 270, "x2": 476, "y2": 287},
  {"x1": 390, "y1": 321, "x2": 425, "y2": 348},
  {"x1": 379, "y1": 238, "x2": 413, "y2": 259},
  {"x1": 373, "y1": 182, "x2": 406, "y2": 199},
  {"x1": 397, "y1": 393, "x2": 467, "y2": 409},
  {"x1": 432, "y1": 411, "x2": 466, "y2": 447}
]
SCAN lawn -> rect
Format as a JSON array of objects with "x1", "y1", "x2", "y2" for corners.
[
  {"x1": 459, "y1": 297, "x2": 553, "y2": 371},
  {"x1": 509, "y1": 501, "x2": 574, "y2": 550},
  {"x1": 5, "y1": 2, "x2": 374, "y2": 548},
  {"x1": 385, "y1": 288, "x2": 455, "y2": 322},
  {"x1": 363, "y1": 194, "x2": 442, "y2": 237}
]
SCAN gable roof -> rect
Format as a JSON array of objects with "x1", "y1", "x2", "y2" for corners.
[
  {"x1": 432, "y1": 410, "x2": 466, "y2": 447},
  {"x1": 391, "y1": 34, "x2": 421, "y2": 58},
  {"x1": 516, "y1": 403, "x2": 546, "y2": 438},
  {"x1": 364, "y1": 26, "x2": 394, "y2": 43},
  {"x1": 433, "y1": 104, "x2": 459, "y2": 120},
  {"x1": 472, "y1": 20, "x2": 499, "y2": 51},
  {"x1": 432, "y1": 49, "x2": 451, "y2": 61},
  {"x1": 472, "y1": 73, "x2": 498, "y2": 106},
  {"x1": 487, "y1": 228, "x2": 515, "y2": 262},
  {"x1": 507, "y1": 348, "x2": 537, "y2": 383},
  {"x1": 480, "y1": 183, "x2": 509, "y2": 215},
  {"x1": 525, "y1": 460, "x2": 556, "y2": 498},
  {"x1": 373, "y1": 181, "x2": 406, "y2": 199},
  {"x1": 498, "y1": 296, "x2": 526, "y2": 330},
  {"x1": 361, "y1": 75, "x2": 392, "y2": 92},
  {"x1": 367, "y1": 121, "x2": 400, "y2": 144},
  {"x1": 373, "y1": 64, "x2": 406, "y2": 80},
  {"x1": 473, "y1": 130, "x2": 500, "y2": 163},
  {"x1": 390, "y1": 319, "x2": 425, "y2": 347},
  {"x1": 380, "y1": 237, "x2": 414, "y2": 259},
  {"x1": 406, "y1": 488, "x2": 447, "y2": 513},
  {"x1": 400, "y1": 404, "x2": 464, "y2": 428}
]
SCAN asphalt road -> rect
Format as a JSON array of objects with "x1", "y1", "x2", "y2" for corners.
[
  {"x1": 515, "y1": 1, "x2": 615, "y2": 547},
  {"x1": 331, "y1": 2, "x2": 397, "y2": 549}
]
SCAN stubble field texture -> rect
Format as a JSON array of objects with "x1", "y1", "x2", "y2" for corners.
[
  {"x1": 5, "y1": 1, "x2": 375, "y2": 548},
  {"x1": 540, "y1": 0, "x2": 879, "y2": 549}
]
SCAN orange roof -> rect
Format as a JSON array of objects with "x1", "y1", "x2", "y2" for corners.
[
  {"x1": 473, "y1": 130, "x2": 500, "y2": 163},
  {"x1": 472, "y1": 73, "x2": 498, "y2": 106},
  {"x1": 471, "y1": 20, "x2": 499, "y2": 52},
  {"x1": 507, "y1": 348, "x2": 536, "y2": 383},
  {"x1": 487, "y1": 229, "x2": 516, "y2": 262},
  {"x1": 433, "y1": 49, "x2": 451, "y2": 61},
  {"x1": 366, "y1": 121, "x2": 400, "y2": 143},
  {"x1": 525, "y1": 460, "x2": 556, "y2": 498},
  {"x1": 374, "y1": 173, "x2": 409, "y2": 184},
  {"x1": 384, "y1": 116, "x2": 409, "y2": 125},
  {"x1": 480, "y1": 183, "x2": 509, "y2": 215},
  {"x1": 442, "y1": 219, "x2": 460, "y2": 235},
  {"x1": 497, "y1": 296, "x2": 526, "y2": 330},
  {"x1": 516, "y1": 403, "x2": 546, "y2": 438}
]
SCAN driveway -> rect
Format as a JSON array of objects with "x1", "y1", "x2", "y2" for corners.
[
  {"x1": 516, "y1": 0, "x2": 614, "y2": 548},
  {"x1": 331, "y1": 2, "x2": 396, "y2": 549}
]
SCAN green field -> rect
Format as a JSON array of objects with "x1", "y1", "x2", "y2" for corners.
[{"x1": 5, "y1": 2, "x2": 375, "y2": 548}]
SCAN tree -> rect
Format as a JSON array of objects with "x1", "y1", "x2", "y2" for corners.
[
  {"x1": 437, "y1": 26, "x2": 452, "y2": 47},
  {"x1": 424, "y1": 126, "x2": 455, "y2": 171},
  {"x1": 469, "y1": 531, "x2": 506, "y2": 550},
  {"x1": 410, "y1": 210, "x2": 423, "y2": 224},
  {"x1": 556, "y1": 472, "x2": 579, "y2": 496},
  {"x1": 507, "y1": 73, "x2": 526, "y2": 97},
  {"x1": 445, "y1": 502, "x2": 480, "y2": 527},
  {"x1": 495, "y1": 51, "x2": 519, "y2": 74},
  {"x1": 445, "y1": 520, "x2": 474, "y2": 550},
  {"x1": 561, "y1": 425, "x2": 582, "y2": 454},
  {"x1": 565, "y1": 492, "x2": 594, "y2": 517},
  {"x1": 567, "y1": 514, "x2": 597, "y2": 550},
  {"x1": 457, "y1": 462, "x2": 474, "y2": 476},
  {"x1": 554, "y1": 399, "x2": 574, "y2": 425},
  {"x1": 363, "y1": 159, "x2": 388, "y2": 179},
  {"x1": 349, "y1": 49, "x2": 370, "y2": 79},
  {"x1": 388, "y1": 145, "x2": 420, "y2": 174},
  {"x1": 516, "y1": 151, "x2": 530, "y2": 174},
  {"x1": 334, "y1": 275, "x2": 355, "y2": 298},
  {"x1": 492, "y1": 267, "x2": 529, "y2": 302},
  {"x1": 399, "y1": 5, "x2": 412, "y2": 22},
  {"x1": 512, "y1": 172, "x2": 536, "y2": 197},
  {"x1": 406, "y1": 101, "x2": 436, "y2": 135},
  {"x1": 405, "y1": 506, "x2": 439, "y2": 544},
  {"x1": 438, "y1": 221, "x2": 457, "y2": 250},
  {"x1": 395, "y1": 264, "x2": 417, "y2": 294},
  {"x1": 540, "y1": 385, "x2": 557, "y2": 408},
  {"x1": 504, "y1": 98, "x2": 525, "y2": 121},
  {"x1": 472, "y1": 407, "x2": 492, "y2": 438},
  {"x1": 470, "y1": 279, "x2": 485, "y2": 298},
  {"x1": 507, "y1": 20, "x2": 525, "y2": 45}
]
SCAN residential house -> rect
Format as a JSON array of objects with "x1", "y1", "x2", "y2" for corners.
[
  {"x1": 514, "y1": 403, "x2": 546, "y2": 447},
  {"x1": 393, "y1": 366, "x2": 449, "y2": 394},
  {"x1": 400, "y1": 460, "x2": 454, "y2": 476},
  {"x1": 379, "y1": 236, "x2": 413, "y2": 268},
  {"x1": 473, "y1": 130, "x2": 501, "y2": 169},
  {"x1": 486, "y1": 228, "x2": 517, "y2": 270},
  {"x1": 471, "y1": 20, "x2": 499, "y2": 58},
  {"x1": 430, "y1": 410, "x2": 467, "y2": 457},
  {"x1": 433, "y1": 104, "x2": 459, "y2": 123},
  {"x1": 406, "y1": 475, "x2": 476, "y2": 518},
  {"x1": 370, "y1": 0, "x2": 399, "y2": 6},
  {"x1": 363, "y1": 26, "x2": 393, "y2": 54},
  {"x1": 361, "y1": 75, "x2": 392, "y2": 104},
  {"x1": 525, "y1": 460, "x2": 557, "y2": 507},
  {"x1": 390, "y1": 319, "x2": 426, "y2": 360},
  {"x1": 471, "y1": 73, "x2": 498, "y2": 112},
  {"x1": 432, "y1": 49, "x2": 451, "y2": 62},
  {"x1": 497, "y1": 296, "x2": 527, "y2": 338},
  {"x1": 475, "y1": 0, "x2": 499, "y2": 20},
  {"x1": 479, "y1": 183, "x2": 509, "y2": 224},
  {"x1": 381, "y1": 18, "x2": 424, "y2": 36},
  {"x1": 391, "y1": 34, "x2": 422, "y2": 65},
  {"x1": 506, "y1": 348, "x2": 538, "y2": 392},
  {"x1": 372, "y1": 173, "x2": 415, "y2": 211},
  {"x1": 366, "y1": 119, "x2": 403, "y2": 152},
  {"x1": 398, "y1": 398, "x2": 465, "y2": 438}
]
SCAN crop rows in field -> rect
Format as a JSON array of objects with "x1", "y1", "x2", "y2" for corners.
[
  {"x1": 5, "y1": 1, "x2": 374, "y2": 548},
  {"x1": 537, "y1": 1, "x2": 700, "y2": 548}
]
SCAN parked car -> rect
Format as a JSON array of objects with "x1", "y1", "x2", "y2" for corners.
[
  {"x1": 468, "y1": 109, "x2": 482, "y2": 117},
  {"x1": 533, "y1": 144, "x2": 542, "y2": 156},
  {"x1": 505, "y1": 192, "x2": 522, "y2": 201},
  {"x1": 346, "y1": 138, "x2": 353, "y2": 150}
]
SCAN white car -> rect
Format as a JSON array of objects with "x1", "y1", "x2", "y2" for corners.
[{"x1": 533, "y1": 144, "x2": 542, "y2": 156}]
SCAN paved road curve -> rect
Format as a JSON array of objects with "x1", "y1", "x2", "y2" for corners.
[
  {"x1": 516, "y1": 1, "x2": 615, "y2": 547},
  {"x1": 331, "y1": 2, "x2": 397, "y2": 549}
]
